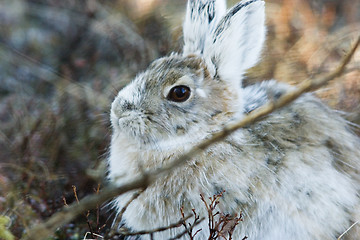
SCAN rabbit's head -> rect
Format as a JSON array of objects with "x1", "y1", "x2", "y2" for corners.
[{"x1": 110, "y1": 0, "x2": 265, "y2": 149}]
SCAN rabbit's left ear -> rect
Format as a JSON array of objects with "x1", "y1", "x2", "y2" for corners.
[
  {"x1": 183, "y1": 0, "x2": 227, "y2": 55},
  {"x1": 205, "y1": 0, "x2": 266, "y2": 86},
  {"x1": 184, "y1": 0, "x2": 266, "y2": 88}
]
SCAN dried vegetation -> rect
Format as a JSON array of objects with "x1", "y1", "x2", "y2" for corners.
[{"x1": 0, "y1": 0, "x2": 359, "y2": 239}]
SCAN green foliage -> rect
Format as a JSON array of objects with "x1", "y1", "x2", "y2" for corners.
[{"x1": 0, "y1": 216, "x2": 15, "y2": 240}]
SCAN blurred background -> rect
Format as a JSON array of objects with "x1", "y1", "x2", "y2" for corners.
[{"x1": 0, "y1": 0, "x2": 359, "y2": 239}]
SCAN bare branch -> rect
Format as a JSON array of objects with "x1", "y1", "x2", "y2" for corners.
[
  {"x1": 22, "y1": 36, "x2": 360, "y2": 240},
  {"x1": 168, "y1": 216, "x2": 206, "y2": 240},
  {"x1": 106, "y1": 214, "x2": 194, "y2": 239},
  {"x1": 107, "y1": 189, "x2": 144, "y2": 238},
  {"x1": 23, "y1": 179, "x2": 149, "y2": 240},
  {"x1": 179, "y1": 207, "x2": 203, "y2": 240}
]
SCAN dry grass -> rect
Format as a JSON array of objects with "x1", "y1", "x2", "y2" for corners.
[{"x1": 0, "y1": 0, "x2": 359, "y2": 239}]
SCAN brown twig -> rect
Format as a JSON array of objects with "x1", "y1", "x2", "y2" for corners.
[
  {"x1": 168, "y1": 216, "x2": 206, "y2": 240},
  {"x1": 228, "y1": 213, "x2": 243, "y2": 240},
  {"x1": 200, "y1": 191, "x2": 224, "y2": 240},
  {"x1": 107, "y1": 214, "x2": 193, "y2": 239},
  {"x1": 106, "y1": 189, "x2": 144, "y2": 238},
  {"x1": 200, "y1": 191, "x2": 244, "y2": 240},
  {"x1": 22, "y1": 36, "x2": 360, "y2": 240},
  {"x1": 180, "y1": 207, "x2": 203, "y2": 240},
  {"x1": 73, "y1": 185, "x2": 95, "y2": 238},
  {"x1": 23, "y1": 178, "x2": 150, "y2": 240},
  {"x1": 95, "y1": 184, "x2": 102, "y2": 232},
  {"x1": 72, "y1": 185, "x2": 80, "y2": 203},
  {"x1": 62, "y1": 196, "x2": 68, "y2": 207},
  {"x1": 85, "y1": 210, "x2": 95, "y2": 239}
]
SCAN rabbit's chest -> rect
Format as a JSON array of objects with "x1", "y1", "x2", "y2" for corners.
[{"x1": 123, "y1": 152, "x2": 250, "y2": 215}]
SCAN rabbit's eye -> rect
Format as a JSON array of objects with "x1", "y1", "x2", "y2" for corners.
[{"x1": 167, "y1": 85, "x2": 191, "y2": 102}]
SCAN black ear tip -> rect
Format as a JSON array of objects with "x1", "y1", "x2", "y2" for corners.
[
  {"x1": 208, "y1": 9, "x2": 215, "y2": 23},
  {"x1": 228, "y1": 0, "x2": 263, "y2": 18},
  {"x1": 183, "y1": 0, "x2": 227, "y2": 56}
]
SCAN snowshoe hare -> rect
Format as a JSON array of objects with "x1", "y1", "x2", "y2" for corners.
[{"x1": 108, "y1": 0, "x2": 360, "y2": 239}]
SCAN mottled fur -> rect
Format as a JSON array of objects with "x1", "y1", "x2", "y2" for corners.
[{"x1": 108, "y1": 1, "x2": 360, "y2": 239}]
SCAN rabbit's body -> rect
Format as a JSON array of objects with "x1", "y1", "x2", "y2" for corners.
[
  {"x1": 108, "y1": 1, "x2": 360, "y2": 239},
  {"x1": 110, "y1": 76, "x2": 360, "y2": 239}
]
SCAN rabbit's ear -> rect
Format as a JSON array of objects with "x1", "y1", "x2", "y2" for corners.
[
  {"x1": 204, "y1": 0, "x2": 266, "y2": 86},
  {"x1": 183, "y1": 0, "x2": 227, "y2": 56}
]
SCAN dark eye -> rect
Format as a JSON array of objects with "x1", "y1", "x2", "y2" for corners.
[{"x1": 167, "y1": 85, "x2": 191, "y2": 102}]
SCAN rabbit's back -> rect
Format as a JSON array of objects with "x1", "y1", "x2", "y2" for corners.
[
  {"x1": 236, "y1": 80, "x2": 360, "y2": 239},
  {"x1": 244, "y1": 80, "x2": 360, "y2": 182}
]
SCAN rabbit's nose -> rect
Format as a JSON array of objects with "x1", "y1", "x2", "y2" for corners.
[
  {"x1": 111, "y1": 109, "x2": 140, "y2": 129},
  {"x1": 110, "y1": 99, "x2": 136, "y2": 121},
  {"x1": 122, "y1": 101, "x2": 136, "y2": 111}
]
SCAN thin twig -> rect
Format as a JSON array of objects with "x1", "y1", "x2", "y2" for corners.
[
  {"x1": 337, "y1": 221, "x2": 359, "y2": 240},
  {"x1": 95, "y1": 184, "x2": 101, "y2": 232},
  {"x1": 72, "y1": 185, "x2": 80, "y2": 203},
  {"x1": 23, "y1": 178, "x2": 150, "y2": 240},
  {"x1": 22, "y1": 36, "x2": 360, "y2": 240},
  {"x1": 62, "y1": 196, "x2": 68, "y2": 207},
  {"x1": 107, "y1": 189, "x2": 144, "y2": 238},
  {"x1": 180, "y1": 207, "x2": 202, "y2": 240},
  {"x1": 109, "y1": 214, "x2": 193, "y2": 238},
  {"x1": 168, "y1": 217, "x2": 206, "y2": 240},
  {"x1": 74, "y1": 185, "x2": 95, "y2": 238},
  {"x1": 83, "y1": 232, "x2": 104, "y2": 240}
]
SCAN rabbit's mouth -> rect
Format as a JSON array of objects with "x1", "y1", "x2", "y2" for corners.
[
  {"x1": 112, "y1": 112, "x2": 203, "y2": 150},
  {"x1": 114, "y1": 112, "x2": 148, "y2": 138},
  {"x1": 112, "y1": 111, "x2": 169, "y2": 147}
]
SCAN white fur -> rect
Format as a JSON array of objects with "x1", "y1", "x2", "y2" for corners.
[
  {"x1": 204, "y1": 1, "x2": 265, "y2": 85},
  {"x1": 183, "y1": 0, "x2": 226, "y2": 56},
  {"x1": 183, "y1": 0, "x2": 266, "y2": 118},
  {"x1": 196, "y1": 88, "x2": 207, "y2": 98},
  {"x1": 108, "y1": 1, "x2": 360, "y2": 239},
  {"x1": 184, "y1": 0, "x2": 266, "y2": 86}
]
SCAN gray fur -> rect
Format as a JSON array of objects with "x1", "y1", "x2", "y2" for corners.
[{"x1": 108, "y1": 1, "x2": 360, "y2": 239}]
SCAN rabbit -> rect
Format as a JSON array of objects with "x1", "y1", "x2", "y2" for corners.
[{"x1": 108, "y1": 0, "x2": 360, "y2": 239}]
